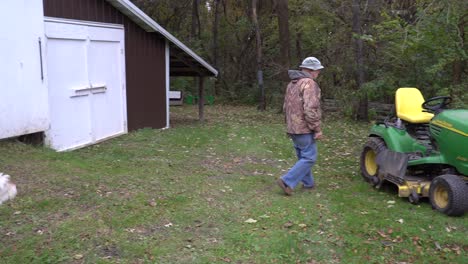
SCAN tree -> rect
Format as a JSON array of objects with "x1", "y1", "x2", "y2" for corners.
[
  {"x1": 352, "y1": 0, "x2": 368, "y2": 120},
  {"x1": 191, "y1": 0, "x2": 201, "y2": 40},
  {"x1": 274, "y1": 0, "x2": 290, "y2": 76},
  {"x1": 252, "y1": 0, "x2": 265, "y2": 110},
  {"x1": 212, "y1": 0, "x2": 221, "y2": 96}
]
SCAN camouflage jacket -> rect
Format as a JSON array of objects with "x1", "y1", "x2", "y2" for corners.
[{"x1": 283, "y1": 70, "x2": 322, "y2": 134}]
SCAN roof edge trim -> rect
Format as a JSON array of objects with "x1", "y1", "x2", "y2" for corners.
[{"x1": 107, "y1": 0, "x2": 218, "y2": 76}]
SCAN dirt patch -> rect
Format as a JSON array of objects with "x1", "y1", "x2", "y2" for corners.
[
  {"x1": 202, "y1": 155, "x2": 279, "y2": 174},
  {"x1": 97, "y1": 244, "x2": 121, "y2": 258}
]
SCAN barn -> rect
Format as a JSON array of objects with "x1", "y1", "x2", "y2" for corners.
[{"x1": 0, "y1": 0, "x2": 217, "y2": 151}]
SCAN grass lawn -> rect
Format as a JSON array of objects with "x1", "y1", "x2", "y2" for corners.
[{"x1": 0, "y1": 105, "x2": 466, "y2": 263}]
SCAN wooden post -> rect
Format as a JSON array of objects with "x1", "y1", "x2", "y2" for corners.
[{"x1": 198, "y1": 76, "x2": 204, "y2": 122}]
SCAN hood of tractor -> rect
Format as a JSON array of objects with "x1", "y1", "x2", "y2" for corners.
[
  {"x1": 431, "y1": 109, "x2": 468, "y2": 137},
  {"x1": 430, "y1": 109, "x2": 468, "y2": 175}
]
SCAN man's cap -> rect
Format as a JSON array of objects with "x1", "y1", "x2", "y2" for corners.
[{"x1": 299, "y1": 57, "x2": 324, "y2": 70}]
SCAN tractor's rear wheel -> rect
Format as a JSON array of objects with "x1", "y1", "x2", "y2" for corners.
[
  {"x1": 429, "y1": 175, "x2": 468, "y2": 216},
  {"x1": 360, "y1": 137, "x2": 387, "y2": 183}
]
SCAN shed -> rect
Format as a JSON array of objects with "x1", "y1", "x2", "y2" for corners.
[
  {"x1": 0, "y1": 0, "x2": 217, "y2": 151},
  {"x1": 0, "y1": 1, "x2": 49, "y2": 140}
]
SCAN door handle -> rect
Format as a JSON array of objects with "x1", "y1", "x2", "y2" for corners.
[{"x1": 38, "y1": 38, "x2": 44, "y2": 81}]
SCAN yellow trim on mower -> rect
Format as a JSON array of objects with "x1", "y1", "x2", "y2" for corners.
[
  {"x1": 397, "y1": 181, "x2": 431, "y2": 197},
  {"x1": 432, "y1": 120, "x2": 468, "y2": 137}
]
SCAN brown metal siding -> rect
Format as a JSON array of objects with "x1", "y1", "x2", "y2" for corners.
[{"x1": 43, "y1": 0, "x2": 167, "y2": 131}]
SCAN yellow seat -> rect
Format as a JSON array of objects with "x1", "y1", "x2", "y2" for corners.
[{"x1": 395, "y1": 88, "x2": 434, "y2": 123}]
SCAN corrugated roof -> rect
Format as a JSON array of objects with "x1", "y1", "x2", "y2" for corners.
[{"x1": 106, "y1": 0, "x2": 218, "y2": 77}]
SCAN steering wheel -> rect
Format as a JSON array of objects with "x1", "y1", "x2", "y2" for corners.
[{"x1": 422, "y1": 96, "x2": 452, "y2": 114}]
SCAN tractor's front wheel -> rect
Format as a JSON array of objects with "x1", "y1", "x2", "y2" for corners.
[
  {"x1": 360, "y1": 137, "x2": 387, "y2": 183},
  {"x1": 429, "y1": 175, "x2": 468, "y2": 216}
]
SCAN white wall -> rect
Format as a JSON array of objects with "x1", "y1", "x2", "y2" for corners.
[{"x1": 0, "y1": 0, "x2": 49, "y2": 139}]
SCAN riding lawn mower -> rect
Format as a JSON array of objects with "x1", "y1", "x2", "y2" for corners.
[{"x1": 360, "y1": 88, "x2": 468, "y2": 216}]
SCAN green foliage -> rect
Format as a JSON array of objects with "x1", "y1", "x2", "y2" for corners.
[
  {"x1": 132, "y1": 0, "x2": 466, "y2": 111},
  {"x1": 368, "y1": 0, "x2": 467, "y2": 103},
  {"x1": 361, "y1": 75, "x2": 399, "y2": 102}
]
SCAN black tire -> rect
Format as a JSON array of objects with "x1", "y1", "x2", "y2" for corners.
[
  {"x1": 429, "y1": 175, "x2": 468, "y2": 216},
  {"x1": 360, "y1": 137, "x2": 387, "y2": 182}
]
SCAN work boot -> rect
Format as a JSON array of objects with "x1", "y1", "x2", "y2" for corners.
[{"x1": 277, "y1": 178, "x2": 292, "y2": 196}]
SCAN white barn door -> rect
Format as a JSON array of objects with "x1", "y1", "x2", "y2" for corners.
[{"x1": 44, "y1": 19, "x2": 127, "y2": 151}]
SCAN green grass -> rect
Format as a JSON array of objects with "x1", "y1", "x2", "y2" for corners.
[{"x1": 0, "y1": 105, "x2": 466, "y2": 263}]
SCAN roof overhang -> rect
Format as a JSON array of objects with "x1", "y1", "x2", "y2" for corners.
[{"x1": 106, "y1": 0, "x2": 218, "y2": 77}]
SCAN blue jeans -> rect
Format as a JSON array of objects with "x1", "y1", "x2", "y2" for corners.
[{"x1": 281, "y1": 133, "x2": 317, "y2": 189}]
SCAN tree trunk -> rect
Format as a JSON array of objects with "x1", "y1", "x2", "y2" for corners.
[
  {"x1": 273, "y1": 0, "x2": 290, "y2": 113},
  {"x1": 452, "y1": 14, "x2": 465, "y2": 98},
  {"x1": 295, "y1": 31, "x2": 303, "y2": 65},
  {"x1": 352, "y1": 0, "x2": 368, "y2": 120},
  {"x1": 213, "y1": 0, "x2": 221, "y2": 96},
  {"x1": 275, "y1": 0, "x2": 290, "y2": 75},
  {"x1": 198, "y1": 76, "x2": 205, "y2": 122},
  {"x1": 252, "y1": 0, "x2": 266, "y2": 111},
  {"x1": 191, "y1": 0, "x2": 200, "y2": 40}
]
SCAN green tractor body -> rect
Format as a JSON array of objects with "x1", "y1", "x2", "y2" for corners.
[
  {"x1": 361, "y1": 88, "x2": 468, "y2": 216},
  {"x1": 369, "y1": 109, "x2": 468, "y2": 173},
  {"x1": 430, "y1": 110, "x2": 468, "y2": 174}
]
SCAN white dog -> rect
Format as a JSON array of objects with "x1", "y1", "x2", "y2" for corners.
[{"x1": 0, "y1": 173, "x2": 17, "y2": 205}]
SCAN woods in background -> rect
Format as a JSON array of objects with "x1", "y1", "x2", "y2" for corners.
[{"x1": 133, "y1": 0, "x2": 467, "y2": 120}]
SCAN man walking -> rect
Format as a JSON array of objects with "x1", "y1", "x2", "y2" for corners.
[{"x1": 277, "y1": 57, "x2": 324, "y2": 196}]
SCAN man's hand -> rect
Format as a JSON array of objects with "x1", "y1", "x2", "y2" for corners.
[{"x1": 314, "y1": 131, "x2": 323, "y2": 140}]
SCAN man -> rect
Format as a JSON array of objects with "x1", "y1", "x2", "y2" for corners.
[{"x1": 277, "y1": 57, "x2": 324, "y2": 196}]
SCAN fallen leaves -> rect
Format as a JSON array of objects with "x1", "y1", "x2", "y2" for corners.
[
  {"x1": 147, "y1": 199, "x2": 157, "y2": 207},
  {"x1": 447, "y1": 244, "x2": 462, "y2": 255},
  {"x1": 219, "y1": 185, "x2": 233, "y2": 193},
  {"x1": 244, "y1": 218, "x2": 257, "y2": 224},
  {"x1": 445, "y1": 225, "x2": 457, "y2": 232},
  {"x1": 412, "y1": 236, "x2": 423, "y2": 246},
  {"x1": 377, "y1": 230, "x2": 388, "y2": 238},
  {"x1": 221, "y1": 257, "x2": 232, "y2": 262},
  {"x1": 434, "y1": 243, "x2": 463, "y2": 255}
]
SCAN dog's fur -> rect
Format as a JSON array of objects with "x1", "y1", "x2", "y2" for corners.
[{"x1": 0, "y1": 173, "x2": 17, "y2": 205}]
